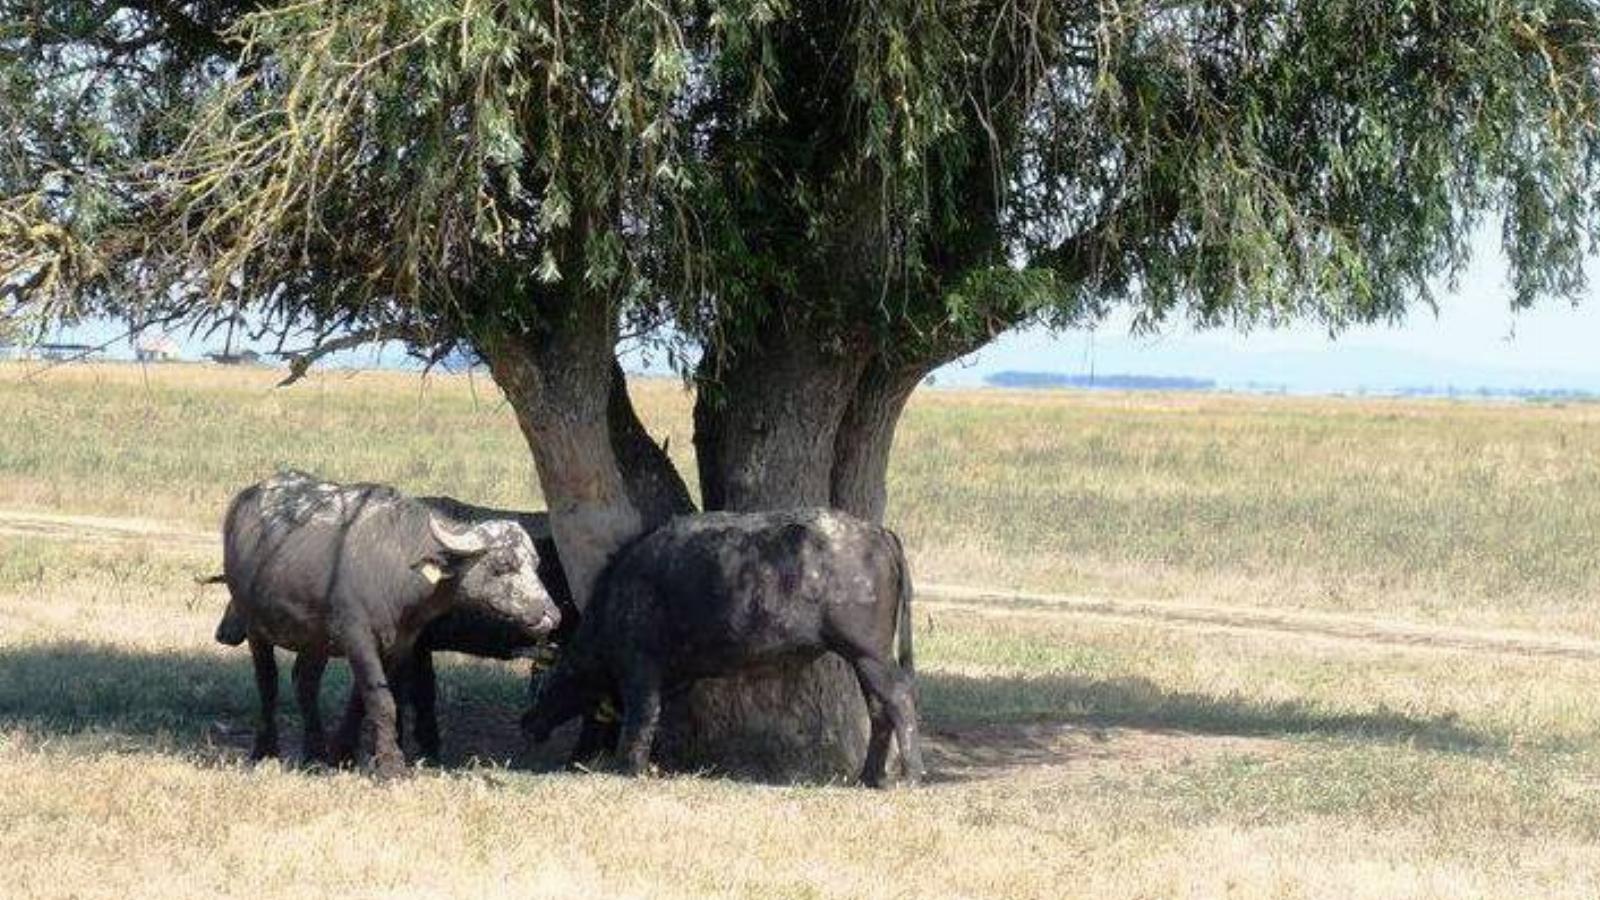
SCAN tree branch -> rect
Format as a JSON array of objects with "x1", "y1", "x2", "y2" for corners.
[
  {"x1": 16, "y1": 308, "x2": 189, "y2": 381},
  {"x1": 1034, "y1": 174, "x2": 1182, "y2": 295},
  {"x1": 275, "y1": 324, "x2": 430, "y2": 387}
]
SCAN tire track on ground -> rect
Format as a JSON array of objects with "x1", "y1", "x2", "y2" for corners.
[
  {"x1": 0, "y1": 509, "x2": 217, "y2": 550},
  {"x1": 917, "y1": 584, "x2": 1600, "y2": 662},
  {"x1": 5, "y1": 508, "x2": 1598, "y2": 662}
]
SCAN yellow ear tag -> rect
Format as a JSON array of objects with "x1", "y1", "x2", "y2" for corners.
[
  {"x1": 527, "y1": 645, "x2": 559, "y2": 673},
  {"x1": 419, "y1": 562, "x2": 445, "y2": 585}
]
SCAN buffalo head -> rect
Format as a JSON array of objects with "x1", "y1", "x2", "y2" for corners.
[{"x1": 427, "y1": 517, "x2": 561, "y2": 639}]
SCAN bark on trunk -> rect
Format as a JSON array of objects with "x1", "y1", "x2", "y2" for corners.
[
  {"x1": 654, "y1": 337, "x2": 876, "y2": 782},
  {"x1": 829, "y1": 360, "x2": 927, "y2": 522},
  {"x1": 480, "y1": 303, "x2": 642, "y2": 611},
  {"x1": 694, "y1": 336, "x2": 871, "y2": 511}
]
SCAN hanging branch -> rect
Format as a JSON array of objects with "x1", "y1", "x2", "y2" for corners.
[
  {"x1": 275, "y1": 323, "x2": 435, "y2": 387},
  {"x1": 19, "y1": 307, "x2": 190, "y2": 382}
]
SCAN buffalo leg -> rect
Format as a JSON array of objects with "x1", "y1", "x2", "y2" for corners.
[
  {"x1": 846, "y1": 655, "x2": 923, "y2": 787},
  {"x1": 856, "y1": 690, "x2": 894, "y2": 788},
  {"x1": 616, "y1": 667, "x2": 663, "y2": 777},
  {"x1": 247, "y1": 638, "x2": 280, "y2": 761},
  {"x1": 569, "y1": 714, "x2": 619, "y2": 768},
  {"x1": 292, "y1": 652, "x2": 329, "y2": 765},
  {"x1": 409, "y1": 650, "x2": 441, "y2": 765},
  {"x1": 331, "y1": 686, "x2": 362, "y2": 767},
  {"x1": 888, "y1": 666, "x2": 925, "y2": 784},
  {"x1": 346, "y1": 639, "x2": 406, "y2": 778},
  {"x1": 388, "y1": 658, "x2": 410, "y2": 753},
  {"x1": 332, "y1": 659, "x2": 415, "y2": 766}
]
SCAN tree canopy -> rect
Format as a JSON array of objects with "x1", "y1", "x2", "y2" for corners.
[{"x1": 6, "y1": 1, "x2": 1599, "y2": 363}]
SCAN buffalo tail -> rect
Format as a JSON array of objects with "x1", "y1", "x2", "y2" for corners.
[{"x1": 887, "y1": 529, "x2": 914, "y2": 678}]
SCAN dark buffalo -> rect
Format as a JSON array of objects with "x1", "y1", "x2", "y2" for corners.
[
  {"x1": 521, "y1": 508, "x2": 923, "y2": 787},
  {"x1": 216, "y1": 471, "x2": 561, "y2": 777}
]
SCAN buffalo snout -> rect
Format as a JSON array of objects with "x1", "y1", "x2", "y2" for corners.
[{"x1": 499, "y1": 575, "x2": 561, "y2": 636}]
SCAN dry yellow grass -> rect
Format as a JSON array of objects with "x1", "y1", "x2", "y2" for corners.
[
  {"x1": 4, "y1": 539, "x2": 1599, "y2": 898},
  {"x1": 3, "y1": 360, "x2": 1599, "y2": 897},
  {"x1": 5, "y1": 360, "x2": 1598, "y2": 632}
]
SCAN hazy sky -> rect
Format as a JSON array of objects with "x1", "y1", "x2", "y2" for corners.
[
  {"x1": 31, "y1": 231, "x2": 1600, "y2": 394},
  {"x1": 939, "y1": 236, "x2": 1600, "y2": 392}
]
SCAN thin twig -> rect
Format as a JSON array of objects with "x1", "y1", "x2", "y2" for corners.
[
  {"x1": 20, "y1": 308, "x2": 188, "y2": 382},
  {"x1": 276, "y1": 325, "x2": 415, "y2": 387}
]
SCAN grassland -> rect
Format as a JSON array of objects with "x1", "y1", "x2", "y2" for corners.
[
  {"x1": 2, "y1": 361, "x2": 1599, "y2": 897},
  {"x1": 6, "y1": 361, "x2": 1599, "y2": 631}
]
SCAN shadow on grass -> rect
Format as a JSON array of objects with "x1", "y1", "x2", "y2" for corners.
[
  {"x1": 921, "y1": 670, "x2": 1494, "y2": 754},
  {"x1": 0, "y1": 640, "x2": 577, "y2": 770},
  {"x1": 0, "y1": 642, "x2": 1496, "y2": 781}
]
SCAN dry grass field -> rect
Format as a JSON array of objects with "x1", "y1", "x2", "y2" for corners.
[{"x1": 2, "y1": 361, "x2": 1599, "y2": 898}]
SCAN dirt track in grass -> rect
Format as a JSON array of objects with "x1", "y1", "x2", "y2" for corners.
[
  {"x1": 6, "y1": 507, "x2": 1598, "y2": 666},
  {"x1": 0, "y1": 508, "x2": 218, "y2": 550}
]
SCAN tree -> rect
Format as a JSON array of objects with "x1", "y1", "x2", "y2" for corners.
[{"x1": 5, "y1": 1, "x2": 1599, "y2": 780}]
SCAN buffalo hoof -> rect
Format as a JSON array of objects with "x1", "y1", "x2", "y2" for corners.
[
  {"x1": 620, "y1": 757, "x2": 657, "y2": 778},
  {"x1": 326, "y1": 738, "x2": 357, "y2": 769},
  {"x1": 861, "y1": 768, "x2": 921, "y2": 789},
  {"x1": 369, "y1": 751, "x2": 408, "y2": 780},
  {"x1": 300, "y1": 741, "x2": 329, "y2": 769},
  {"x1": 857, "y1": 760, "x2": 880, "y2": 787}
]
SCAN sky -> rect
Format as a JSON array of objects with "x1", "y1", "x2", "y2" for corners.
[
  {"x1": 23, "y1": 232, "x2": 1600, "y2": 396},
  {"x1": 935, "y1": 237, "x2": 1600, "y2": 393}
]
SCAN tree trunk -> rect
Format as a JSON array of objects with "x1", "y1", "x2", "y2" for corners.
[
  {"x1": 479, "y1": 302, "x2": 643, "y2": 610},
  {"x1": 829, "y1": 359, "x2": 927, "y2": 522},
  {"x1": 486, "y1": 294, "x2": 933, "y2": 782},
  {"x1": 653, "y1": 336, "x2": 875, "y2": 782},
  {"x1": 693, "y1": 335, "x2": 870, "y2": 511}
]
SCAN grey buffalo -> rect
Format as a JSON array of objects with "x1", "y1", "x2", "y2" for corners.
[
  {"x1": 521, "y1": 508, "x2": 923, "y2": 787},
  {"x1": 336, "y1": 497, "x2": 575, "y2": 764},
  {"x1": 214, "y1": 472, "x2": 561, "y2": 777}
]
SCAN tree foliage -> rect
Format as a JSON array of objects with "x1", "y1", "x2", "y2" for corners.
[{"x1": 3, "y1": 1, "x2": 1599, "y2": 365}]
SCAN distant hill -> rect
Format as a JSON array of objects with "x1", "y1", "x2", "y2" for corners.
[{"x1": 986, "y1": 371, "x2": 1217, "y2": 391}]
